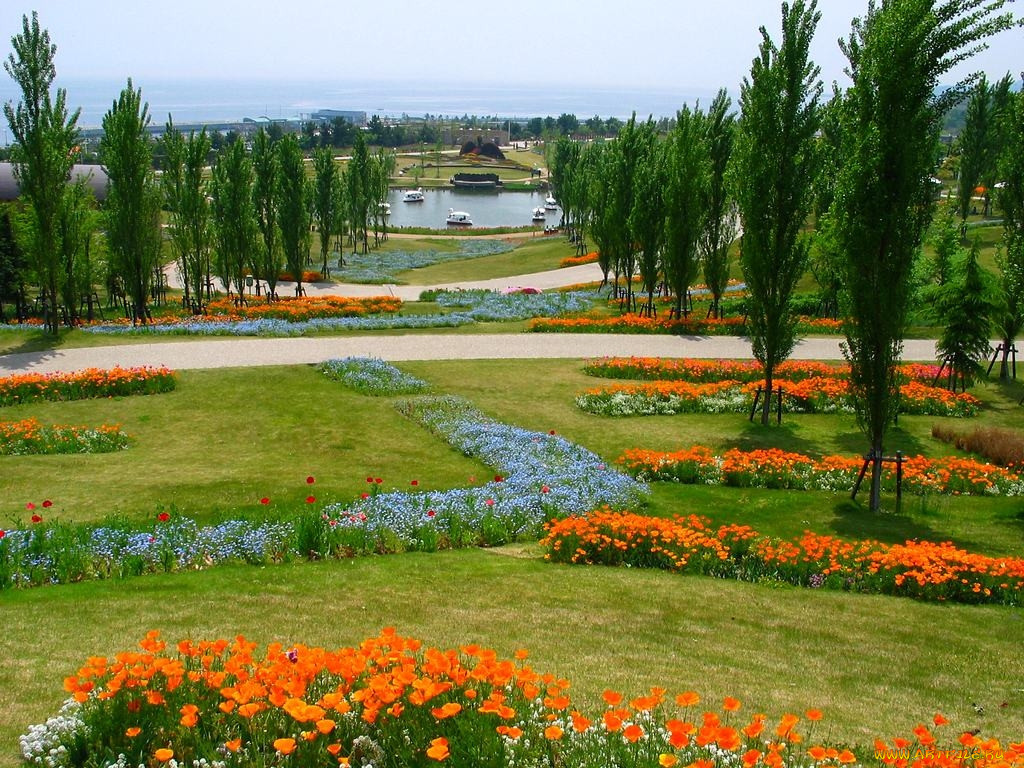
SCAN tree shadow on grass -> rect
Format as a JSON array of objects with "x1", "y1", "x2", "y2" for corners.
[
  {"x1": 831, "y1": 425, "x2": 930, "y2": 458},
  {"x1": 722, "y1": 421, "x2": 819, "y2": 456},
  {"x1": 829, "y1": 497, "x2": 986, "y2": 552}
]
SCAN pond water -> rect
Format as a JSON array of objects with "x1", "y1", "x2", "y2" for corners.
[{"x1": 383, "y1": 187, "x2": 560, "y2": 229}]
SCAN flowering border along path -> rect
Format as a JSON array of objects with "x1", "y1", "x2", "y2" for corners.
[
  {"x1": 26, "y1": 628, "x2": 1021, "y2": 768},
  {"x1": 0, "y1": 361, "x2": 644, "y2": 589},
  {"x1": 0, "y1": 366, "x2": 176, "y2": 407}
]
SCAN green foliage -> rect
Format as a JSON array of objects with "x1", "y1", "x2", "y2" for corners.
[
  {"x1": 995, "y1": 89, "x2": 1024, "y2": 376},
  {"x1": 161, "y1": 122, "x2": 212, "y2": 310},
  {"x1": 210, "y1": 138, "x2": 258, "y2": 298},
  {"x1": 251, "y1": 127, "x2": 284, "y2": 294},
  {"x1": 277, "y1": 134, "x2": 311, "y2": 296},
  {"x1": 311, "y1": 147, "x2": 339, "y2": 276},
  {"x1": 628, "y1": 121, "x2": 664, "y2": 312},
  {"x1": 733, "y1": 0, "x2": 822, "y2": 422},
  {"x1": 700, "y1": 90, "x2": 737, "y2": 318},
  {"x1": 956, "y1": 74, "x2": 993, "y2": 222},
  {"x1": 936, "y1": 242, "x2": 999, "y2": 389},
  {"x1": 3, "y1": 12, "x2": 81, "y2": 335},
  {"x1": 830, "y1": 0, "x2": 1012, "y2": 509},
  {"x1": 100, "y1": 79, "x2": 161, "y2": 326}
]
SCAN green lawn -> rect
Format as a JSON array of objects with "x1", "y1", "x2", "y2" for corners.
[
  {"x1": 2, "y1": 359, "x2": 1023, "y2": 764},
  {"x1": 394, "y1": 236, "x2": 574, "y2": 284}
]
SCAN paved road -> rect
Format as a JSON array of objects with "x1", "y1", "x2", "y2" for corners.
[{"x1": 0, "y1": 333, "x2": 940, "y2": 375}]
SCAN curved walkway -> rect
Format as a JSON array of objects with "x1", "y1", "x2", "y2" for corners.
[
  {"x1": 0, "y1": 261, "x2": 942, "y2": 375},
  {"x1": 0, "y1": 334, "x2": 940, "y2": 376}
]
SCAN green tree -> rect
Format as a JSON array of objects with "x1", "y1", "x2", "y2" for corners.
[
  {"x1": 733, "y1": 0, "x2": 822, "y2": 424},
  {"x1": 604, "y1": 114, "x2": 648, "y2": 309},
  {"x1": 311, "y1": 147, "x2": 338, "y2": 277},
  {"x1": 277, "y1": 134, "x2": 311, "y2": 295},
  {"x1": 629, "y1": 124, "x2": 664, "y2": 317},
  {"x1": 700, "y1": 90, "x2": 737, "y2": 320},
  {"x1": 936, "y1": 243, "x2": 998, "y2": 390},
  {"x1": 100, "y1": 79, "x2": 162, "y2": 326},
  {"x1": 0, "y1": 204, "x2": 28, "y2": 322},
  {"x1": 830, "y1": 0, "x2": 1011, "y2": 510},
  {"x1": 162, "y1": 121, "x2": 212, "y2": 311},
  {"x1": 251, "y1": 127, "x2": 283, "y2": 299},
  {"x1": 3, "y1": 12, "x2": 81, "y2": 334},
  {"x1": 346, "y1": 132, "x2": 372, "y2": 255},
  {"x1": 209, "y1": 138, "x2": 257, "y2": 300},
  {"x1": 956, "y1": 75, "x2": 992, "y2": 225},
  {"x1": 662, "y1": 105, "x2": 710, "y2": 319},
  {"x1": 994, "y1": 89, "x2": 1024, "y2": 379},
  {"x1": 55, "y1": 179, "x2": 96, "y2": 324}
]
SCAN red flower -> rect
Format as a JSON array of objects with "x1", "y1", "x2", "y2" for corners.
[
  {"x1": 260, "y1": 497, "x2": 270, "y2": 505},
  {"x1": 410, "y1": 479, "x2": 419, "y2": 486},
  {"x1": 0, "y1": 530, "x2": 6, "y2": 539},
  {"x1": 31, "y1": 514, "x2": 43, "y2": 523},
  {"x1": 42, "y1": 499, "x2": 53, "y2": 508},
  {"x1": 549, "y1": 430, "x2": 556, "y2": 435},
  {"x1": 494, "y1": 474, "x2": 504, "y2": 483},
  {"x1": 427, "y1": 509, "x2": 436, "y2": 517},
  {"x1": 306, "y1": 476, "x2": 315, "y2": 484},
  {"x1": 485, "y1": 499, "x2": 495, "y2": 507},
  {"x1": 366, "y1": 476, "x2": 374, "y2": 483},
  {"x1": 541, "y1": 485, "x2": 550, "y2": 493},
  {"x1": 25, "y1": 502, "x2": 35, "y2": 511},
  {"x1": 360, "y1": 492, "x2": 370, "y2": 500},
  {"x1": 157, "y1": 512, "x2": 170, "y2": 522},
  {"x1": 305, "y1": 495, "x2": 316, "y2": 504},
  {"x1": 374, "y1": 477, "x2": 382, "y2": 484}
]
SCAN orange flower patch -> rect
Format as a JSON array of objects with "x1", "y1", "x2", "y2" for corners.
[
  {"x1": 0, "y1": 366, "x2": 176, "y2": 407},
  {"x1": 203, "y1": 294, "x2": 402, "y2": 322},
  {"x1": 541, "y1": 509, "x2": 1024, "y2": 605}
]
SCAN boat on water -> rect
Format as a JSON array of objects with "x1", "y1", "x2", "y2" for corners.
[
  {"x1": 544, "y1": 194, "x2": 558, "y2": 210},
  {"x1": 446, "y1": 208, "x2": 473, "y2": 226},
  {"x1": 402, "y1": 188, "x2": 425, "y2": 202},
  {"x1": 378, "y1": 201, "x2": 391, "y2": 215},
  {"x1": 531, "y1": 206, "x2": 546, "y2": 222}
]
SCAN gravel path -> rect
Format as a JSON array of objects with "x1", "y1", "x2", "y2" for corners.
[{"x1": 0, "y1": 333, "x2": 940, "y2": 375}]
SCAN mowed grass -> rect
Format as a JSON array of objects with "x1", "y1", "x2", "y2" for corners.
[
  {"x1": 0, "y1": 366, "x2": 487, "y2": 524},
  {"x1": 2, "y1": 358, "x2": 1024, "y2": 763},
  {"x1": 0, "y1": 551, "x2": 1021, "y2": 767},
  {"x1": 394, "y1": 235, "x2": 575, "y2": 284}
]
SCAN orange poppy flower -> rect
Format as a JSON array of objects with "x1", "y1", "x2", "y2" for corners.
[
  {"x1": 544, "y1": 725, "x2": 564, "y2": 740},
  {"x1": 154, "y1": 749, "x2": 174, "y2": 762},
  {"x1": 273, "y1": 738, "x2": 297, "y2": 755},
  {"x1": 426, "y1": 737, "x2": 450, "y2": 761},
  {"x1": 660, "y1": 755, "x2": 680, "y2": 767}
]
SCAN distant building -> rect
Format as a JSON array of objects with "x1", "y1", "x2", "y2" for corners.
[
  {"x1": 0, "y1": 162, "x2": 109, "y2": 202},
  {"x1": 310, "y1": 109, "x2": 368, "y2": 126}
]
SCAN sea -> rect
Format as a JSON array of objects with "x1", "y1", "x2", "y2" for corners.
[{"x1": 0, "y1": 76, "x2": 720, "y2": 133}]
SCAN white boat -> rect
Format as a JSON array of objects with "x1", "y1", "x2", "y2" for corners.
[
  {"x1": 544, "y1": 194, "x2": 558, "y2": 210},
  {"x1": 402, "y1": 188, "x2": 425, "y2": 202},
  {"x1": 446, "y1": 208, "x2": 472, "y2": 226},
  {"x1": 531, "y1": 206, "x2": 546, "y2": 222}
]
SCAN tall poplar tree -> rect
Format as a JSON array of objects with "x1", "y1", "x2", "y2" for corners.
[
  {"x1": 831, "y1": 0, "x2": 1011, "y2": 510},
  {"x1": 251, "y1": 128, "x2": 283, "y2": 298},
  {"x1": 956, "y1": 75, "x2": 992, "y2": 225},
  {"x1": 277, "y1": 134, "x2": 311, "y2": 296},
  {"x1": 3, "y1": 12, "x2": 80, "y2": 334},
  {"x1": 162, "y1": 121, "x2": 211, "y2": 310},
  {"x1": 995, "y1": 89, "x2": 1024, "y2": 379},
  {"x1": 733, "y1": 0, "x2": 822, "y2": 424},
  {"x1": 101, "y1": 79, "x2": 162, "y2": 325},
  {"x1": 700, "y1": 90, "x2": 737, "y2": 320},
  {"x1": 311, "y1": 147, "x2": 338, "y2": 277},
  {"x1": 209, "y1": 138, "x2": 257, "y2": 300}
]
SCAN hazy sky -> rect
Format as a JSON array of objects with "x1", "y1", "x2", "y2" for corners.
[{"x1": 2, "y1": 0, "x2": 1021, "y2": 92}]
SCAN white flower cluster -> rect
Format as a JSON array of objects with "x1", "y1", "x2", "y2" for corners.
[{"x1": 19, "y1": 698, "x2": 86, "y2": 768}]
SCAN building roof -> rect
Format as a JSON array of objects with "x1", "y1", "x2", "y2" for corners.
[{"x1": 0, "y1": 162, "x2": 109, "y2": 202}]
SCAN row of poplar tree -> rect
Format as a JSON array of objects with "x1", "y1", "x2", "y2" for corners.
[
  {"x1": 2, "y1": 13, "x2": 394, "y2": 332},
  {"x1": 546, "y1": 0, "x2": 1021, "y2": 510}
]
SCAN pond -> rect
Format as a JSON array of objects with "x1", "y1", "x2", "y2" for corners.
[{"x1": 383, "y1": 187, "x2": 560, "y2": 229}]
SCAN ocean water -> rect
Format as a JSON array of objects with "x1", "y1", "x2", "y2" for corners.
[{"x1": 0, "y1": 77, "x2": 719, "y2": 130}]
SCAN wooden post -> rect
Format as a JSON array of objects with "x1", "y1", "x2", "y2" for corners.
[
  {"x1": 851, "y1": 454, "x2": 871, "y2": 500},
  {"x1": 749, "y1": 387, "x2": 762, "y2": 422},
  {"x1": 895, "y1": 451, "x2": 904, "y2": 508}
]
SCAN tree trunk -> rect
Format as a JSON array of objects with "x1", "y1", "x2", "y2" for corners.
[
  {"x1": 760, "y1": 375, "x2": 773, "y2": 425},
  {"x1": 868, "y1": 444, "x2": 883, "y2": 512},
  {"x1": 999, "y1": 338, "x2": 1012, "y2": 379}
]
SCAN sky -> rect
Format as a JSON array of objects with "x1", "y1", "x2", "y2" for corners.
[{"x1": 1, "y1": 0, "x2": 1021, "y2": 93}]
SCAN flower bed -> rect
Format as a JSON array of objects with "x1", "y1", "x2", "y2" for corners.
[
  {"x1": 576, "y1": 380, "x2": 980, "y2": 418},
  {"x1": 583, "y1": 357, "x2": 942, "y2": 385},
  {"x1": 204, "y1": 295, "x2": 402, "y2": 321},
  {"x1": 0, "y1": 366, "x2": 176, "y2": 407},
  {"x1": 618, "y1": 446, "x2": 1024, "y2": 497},
  {"x1": 25, "y1": 628, "x2": 1017, "y2": 768},
  {"x1": 541, "y1": 510, "x2": 1024, "y2": 605},
  {"x1": 0, "y1": 394, "x2": 642, "y2": 589},
  {"x1": 0, "y1": 419, "x2": 131, "y2": 455},
  {"x1": 433, "y1": 289, "x2": 595, "y2": 320},
  {"x1": 559, "y1": 251, "x2": 599, "y2": 267},
  {"x1": 336, "y1": 239, "x2": 513, "y2": 283},
  {"x1": 529, "y1": 315, "x2": 841, "y2": 335},
  {"x1": 319, "y1": 357, "x2": 430, "y2": 396}
]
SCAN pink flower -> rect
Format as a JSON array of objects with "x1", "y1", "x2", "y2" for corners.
[
  {"x1": 305, "y1": 495, "x2": 316, "y2": 504},
  {"x1": 25, "y1": 502, "x2": 35, "y2": 511},
  {"x1": 306, "y1": 476, "x2": 315, "y2": 485},
  {"x1": 485, "y1": 499, "x2": 495, "y2": 507}
]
